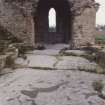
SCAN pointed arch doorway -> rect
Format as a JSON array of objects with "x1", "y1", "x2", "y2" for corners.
[
  {"x1": 34, "y1": 0, "x2": 72, "y2": 44},
  {"x1": 48, "y1": 8, "x2": 56, "y2": 32}
]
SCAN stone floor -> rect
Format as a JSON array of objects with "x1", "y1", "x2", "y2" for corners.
[
  {"x1": 14, "y1": 46, "x2": 97, "y2": 71},
  {"x1": 0, "y1": 44, "x2": 105, "y2": 105},
  {"x1": 0, "y1": 69, "x2": 105, "y2": 105}
]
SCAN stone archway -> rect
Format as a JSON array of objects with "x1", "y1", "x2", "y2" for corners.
[{"x1": 34, "y1": 0, "x2": 73, "y2": 44}]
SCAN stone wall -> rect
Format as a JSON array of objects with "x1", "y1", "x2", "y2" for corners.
[
  {"x1": 72, "y1": 3, "x2": 96, "y2": 48},
  {"x1": 0, "y1": 0, "x2": 34, "y2": 44},
  {"x1": 0, "y1": 0, "x2": 97, "y2": 48}
]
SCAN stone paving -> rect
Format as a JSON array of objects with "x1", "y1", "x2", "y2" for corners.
[
  {"x1": 0, "y1": 69, "x2": 105, "y2": 105},
  {"x1": 0, "y1": 45, "x2": 104, "y2": 105},
  {"x1": 55, "y1": 56, "x2": 97, "y2": 71},
  {"x1": 64, "y1": 50, "x2": 87, "y2": 56},
  {"x1": 23, "y1": 48, "x2": 97, "y2": 71},
  {"x1": 27, "y1": 55, "x2": 56, "y2": 69},
  {"x1": 27, "y1": 49, "x2": 60, "y2": 56}
]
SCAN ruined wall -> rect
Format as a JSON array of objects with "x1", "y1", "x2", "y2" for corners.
[
  {"x1": 71, "y1": 0, "x2": 97, "y2": 48},
  {"x1": 0, "y1": 0, "x2": 34, "y2": 44},
  {"x1": 0, "y1": 0, "x2": 97, "y2": 48}
]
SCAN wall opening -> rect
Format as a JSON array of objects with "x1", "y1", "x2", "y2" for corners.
[
  {"x1": 35, "y1": 0, "x2": 72, "y2": 44},
  {"x1": 48, "y1": 8, "x2": 56, "y2": 32}
]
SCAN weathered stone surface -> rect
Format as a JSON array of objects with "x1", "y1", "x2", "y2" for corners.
[
  {"x1": 27, "y1": 44, "x2": 68, "y2": 55},
  {"x1": 45, "y1": 44, "x2": 69, "y2": 50},
  {"x1": 23, "y1": 50, "x2": 98, "y2": 72},
  {"x1": 27, "y1": 49, "x2": 60, "y2": 56},
  {"x1": 0, "y1": 49, "x2": 19, "y2": 69},
  {"x1": 26, "y1": 54, "x2": 57, "y2": 68},
  {"x1": 0, "y1": 68, "x2": 13, "y2": 75},
  {"x1": 64, "y1": 50, "x2": 87, "y2": 56},
  {"x1": 55, "y1": 56, "x2": 97, "y2": 71},
  {"x1": 0, "y1": 69, "x2": 105, "y2": 105},
  {"x1": 6, "y1": 50, "x2": 18, "y2": 60},
  {"x1": 13, "y1": 48, "x2": 97, "y2": 71},
  {"x1": 14, "y1": 57, "x2": 28, "y2": 66}
]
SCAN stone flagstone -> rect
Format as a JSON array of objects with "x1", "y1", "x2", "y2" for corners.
[
  {"x1": 26, "y1": 54, "x2": 57, "y2": 69},
  {"x1": 26, "y1": 49, "x2": 60, "y2": 56},
  {"x1": 55, "y1": 56, "x2": 97, "y2": 71},
  {"x1": 0, "y1": 69, "x2": 104, "y2": 105}
]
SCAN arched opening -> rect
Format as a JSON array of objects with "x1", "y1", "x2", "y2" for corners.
[
  {"x1": 48, "y1": 8, "x2": 56, "y2": 32},
  {"x1": 35, "y1": 0, "x2": 72, "y2": 44}
]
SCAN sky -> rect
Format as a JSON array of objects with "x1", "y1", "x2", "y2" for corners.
[
  {"x1": 48, "y1": 8, "x2": 56, "y2": 27},
  {"x1": 96, "y1": 0, "x2": 105, "y2": 25}
]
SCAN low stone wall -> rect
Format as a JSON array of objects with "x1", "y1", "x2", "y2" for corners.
[
  {"x1": 95, "y1": 40, "x2": 105, "y2": 46},
  {"x1": 0, "y1": 44, "x2": 19, "y2": 70}
]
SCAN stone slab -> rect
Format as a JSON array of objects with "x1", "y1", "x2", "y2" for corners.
[
  {"x1": 0, "y1": 69, "x2": 105, "y2": 105},
  {"x1": 26, "y1": 54, "x2": 57, "y2": 68},
  {"x1": 14, "y1": 57, "x2": 29, "y2": 66},
  {"x1": 45, "y1": 44, "x2": 69, "y2": 50},
  {"x1": 26, "y1": 49, "x2": 60, "y2": 56},
  {"x1": 65, "y1": 50, "x2": 87, "y2": 56},
  {"x1": 55, "y1": 56, "x2": 97, "y2": 71}
]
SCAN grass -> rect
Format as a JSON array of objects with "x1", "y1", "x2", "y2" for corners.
[
  {"x1": 92, "y1": 80, "x2": 104, "y2": 93},
  {"x1": 81, "y1": 49, "x2": 105, "y2": 74},
  {"x1": 53, "y1": 55, "x2": 62, "y2": 67},
  {"x1": 96, "y1": 35, "x2": 105, "y2": 41}
]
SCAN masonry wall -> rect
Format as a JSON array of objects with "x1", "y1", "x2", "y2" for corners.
[
  {"x1": 72, "y1": 6, "x2": 96, "y2": 48},
  {"x1": 0, "y1": 1, "x2": 34, "y2": 44},
  {"x1": 0, "y1": 0, "x2": 97, "y2": 48}
]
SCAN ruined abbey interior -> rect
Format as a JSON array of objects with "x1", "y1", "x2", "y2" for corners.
[{"x1": 0, "y1": 0, "x2": 98, "y2": 48}]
